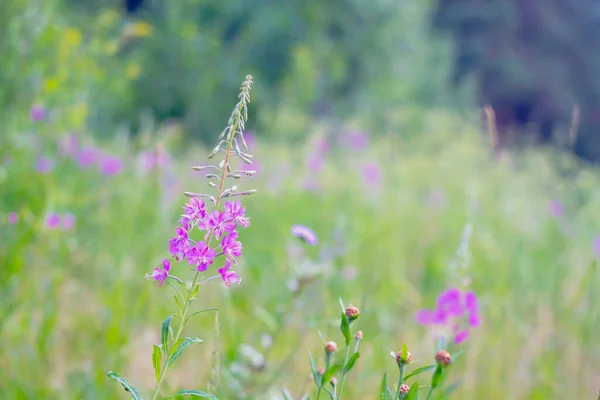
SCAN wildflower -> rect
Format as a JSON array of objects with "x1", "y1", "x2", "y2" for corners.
[
  {"x1": 45, "y1": 213, "x2": 61, "y2": 229},
  {"x1": 30, "y1": 105, "x2": 45, "y2": 122},
  {"x1": 344, "y1": 130, "x2": 369, "y2": 151},
  {"x1": 218, "y1": 261, "x2": 241, "y2": 286},
  {"x1": 594, "y1": 236, "x2": 600, "y2": 255},
  {"x1": 62, "y1": 212, "x2": 76, "y2": 230},
  {"x1": 98, "y1": 154, "x2": 123, "y2": 176},
  {"x1": 8, "y1": 213, "x2": 18, "y2": 225},
  {"x1": 221, "y1": 231, "x2": 243, "y2": 261},
  {"x1": 399, "y1": 384, "x2": 410, "y2": 394},
  {"x1": 184, "y1": 197, "x2": 207, "y2": 221},
  {"x1": 435, "y1": 350, "x2": 451, "y2": 367},
  {"x1": 547, "y1": 199, "x2": 563, "y2": 218},
  {"x1": 224, "y1": 200, "x2": 250, "y2": 228},
  {"x1": 453, "y1": 329, "x2": 470, "y2": 344},
  {"x1": 208, "y1": 210, "x2": 236, "y2": 238},
  {"x1": 395, "y1": 351, "x2": 412, "y2": 365},
  {"x1": 291, "y1": 224, "x2": 318, "y2": 246},
  {"x1": 36, "y1": 157, "x2": 54, "y2": 174},
  {"x1": 243, "y1": 131, "x2": 257, "y2": 150},
  {"x1": 146, "y1": 259, "x2": 171, "y2": 286},
  {"x1": 345, "y1": 306, "x2": 360, "y2": 322},
  {"x1": 76, "y1": 147, "x2": 98, "y2": 169},
  {"x1": 362, "y1": 162, "x2": 381, "y2": 187},
  {"x1": 325, "y1": 341, "x2": 338, "y2": 353},
  {"x1": 186, "y1": 241, "x2": 216, "y2": 272},
  {"x1": 169, "y1": 227, "x2": 190, "y2": 259}
]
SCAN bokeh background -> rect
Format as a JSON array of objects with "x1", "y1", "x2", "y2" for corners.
[{"x1": 1, "y1": 0, "x2": 599, "y2": 399}]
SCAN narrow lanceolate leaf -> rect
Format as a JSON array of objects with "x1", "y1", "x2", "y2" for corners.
[
  {"x1": 321, "y1": 364, "x2": 341, "y2": 387},
  {"x1": 308, "y1": 351, "x2": 320, "y2": 387},
  {"x1": 152, "y1": 345, "x2": 162, "y2": 382},
  {"x1": 431, "y1": 364, "x2": 444, "y2": 389},
  {"x1": 344, "y1": 352, "x2": 360, "y2": 373},
  {"x1": 184, "y1": 308, "x2": 219, "y2": 324},
  {"x1": 173, "y1": 295, "x2": 183, "y2": 314},
  {"x1": 404, "y1": 383, "x2": 419, "y2": 400},
  {"x1": 106, "y1": 371, "x2": 143, "y2": 400},
  {"x1": 323, "y1": 388, "x2": 336, "y2": 400},
  {"x1": 404, "y1": 365, "x2": 436, "y2": 381},
  {"x1": 164, "y1": 389, "x2": 217, "y2": 399},
  {"x1": 379, "y1": 373, "x2": 393, "y2": 400},
  {"x1": 168, "y1": 337, "x2": 204, "y2": 367},
  {"x1": 162, "y1": 315, "x2": 174, "y2": 352},
  {"x1": 340, "y1": 312, "x2": 351, "y2": 346}
]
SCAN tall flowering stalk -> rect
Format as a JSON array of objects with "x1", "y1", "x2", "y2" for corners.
[{"x1": 107, "y1": 75, "x2": 256, "y2": 400}]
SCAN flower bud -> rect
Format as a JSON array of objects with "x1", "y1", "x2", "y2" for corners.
[
  {"x1": 355, "y1": 330, "x2": 363, "y2": 340},
  {"x1": 435, "y1": 350, "x2": 451, "y2": 366},
  {"x1": 395, "y1": 351, "x2": 413, "y2": 365},
  {"x1": 399, "y1": 384, "x2": 410, "y2": 394},
  {"x1": 318, "y1": 367, "x2": 325, "y2": 375},
  {"x1": 345, "y1": 306, "x2": 360, "y2": 322},
  {"x1": 325, "y1": 341, "x2": 338, "y2": 353},
  {"x1": 330, "y1": 377, "x2": 338, "y2": 386}
]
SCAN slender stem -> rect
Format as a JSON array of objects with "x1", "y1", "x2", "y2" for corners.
[
  {"x1": 394, "y1": 364, "x2": 405, "y2": 400},
  {"x1": 335, "y1": 344, "x2": 351, "y2": 400},
  {"x1": 425, "y1": 387, "x2": 434, "y2": 400},
  {"x1": 150, "y1": 101, "x2": 241, "y2": 400}
]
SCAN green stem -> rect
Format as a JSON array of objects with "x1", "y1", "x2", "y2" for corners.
[
  {"x1": 394, "y1": 364, "x2": 405, "y2": 400},
  {"x1": 335, "y1": 344, "x2": 351, "y2": 400},
  {"x1": 425, "y1": 387, "x2": 434, "y2": 400},
  {"x1": 150, "y1": 99, "x2": 241, "y2": 400}
]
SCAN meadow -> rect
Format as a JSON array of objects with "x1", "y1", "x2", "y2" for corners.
[{"x1": 2, "y1": 3, "x2": 600, "y2": 400}]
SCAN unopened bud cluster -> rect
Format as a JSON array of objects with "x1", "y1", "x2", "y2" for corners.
[
  {"x1": 395, "y1": 351, "x2": 413, "y2": 366},
  {"x1": 435, "y1": 350, "x2": 451, "y2": 366}
]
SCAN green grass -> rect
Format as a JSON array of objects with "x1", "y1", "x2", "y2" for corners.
[{"x1": 1, "y1": 113, "x2": 599, "y2": 399}]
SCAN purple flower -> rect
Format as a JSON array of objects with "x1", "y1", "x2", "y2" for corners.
[
  {"x1": 218, "y1": 260, "x2": 242, "y2": 287},
  {"x1": 76, "y1": 147, "x2": 98, "y2": 169},
  {"x1": 36, "y1": 157, "x2": 54, "y2": 174},
  {"x1": 146, "y1": 259, "x2": 171, "y2": 286},
  {"x1": 243, "y1": 131, "x2": 257, "y2": 150},
  {"x1": 453, "y1": 329, "x2": 470, "y2": 345},
  {"x1": 45, "y1": 213, "x2": 61, "y2": 229},
  {"x1": 8, "y1": 213, "x2": 18, "y2": 224},
  {"x1": 414, "y1": 309, "x2": 436, "y2": 325},
  {"x1": 221, "y1": 231, "x2": 243, "y2": 261},
  {"x1": 30, "y1": 105, "x2": 45, "y2": 122},
  {"x1": 362, "y1": 162, "x2": 381, "y2": 187},
  {"x1": 99, "y1": 154, "x2": 123, "y2": 176},
  {"x1": 169, "y1": 227, "x2": 190, "y2": 259},
  {"x1": 291, "y1": 224, "x2": 318, "y2": 246},
  {"x1": 306, "y1": 154, "x2": 324, "y2": 173},
  {"x1": 344, "y1": 130, "x2": 369, "y2": 151},
  {"x1": 593, "y1": 236, "x2": 600, "y2": 255},
  {"x1": 208, "y1": 210, "x2": 236, "y2": 238},
  {"x1": 62, "y1": 212, "x2": 76, "y2": 230},
  {"x1": 184, "y1": 197, "x2": 207, "y2": 221},
  {"x1": 186, "y1": 241, "x2": 217, "y2": 272},
  {"x1": 547, "y1": 199, "x2": 563, "y2": 218},
  {"x1": 224, "y1": 200, "x2": 250, "y2": 228},
  {"x1": 179, "y1": 215, "x2": 193, "y2": 231}
]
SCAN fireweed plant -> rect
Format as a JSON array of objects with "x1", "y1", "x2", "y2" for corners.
[{"x1": 107, "y1": 75, "x2": 256, "y2": 400}]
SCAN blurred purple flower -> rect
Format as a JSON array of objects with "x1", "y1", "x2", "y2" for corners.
[
  {"x1": 62, "y1": 212, "x2": 76, "y2": 230},
  {"x1": 547, "y1": 199, "x2": 563, "y2": 218},
  {"x1": 98, "y1": 154, "x2": 123, "y2": 176},
  {"x1": 76, "y1": 147, "x2": 99, "y2": 169},
  {"x1": 291, "y1": 224, "x2": 318, "y2": 246},
  {"x1": 415, "y1": 288, "x2": 481, "y2": 344},
  {"x1": 30, "y1": 105, "x2": 45, "y2": 122},
  {"x1": 58, "y1": 134, "x2": 79, "y2": 158},
  {"x1": 45, "y1": 213, "x2": 61, "y2": 229},
  {"x1": 8, "y1": 213, "x2": 18, "y2": 224},
  {"x1": 594, "y1": 236, "x2": 600, "y2": 255},
  {"x1": 362, "y1": 162, "x2": 381, "y2": 187},
  {"x1": 36, "y1": 157, "x2": 54, "y2": 174},
  {"x1": 146, "y1": 259, "x2": 171, "y2": 286},
  {"x1": 243, "y1": 131, "x2": 257, "y2": 150},
  {"x1": 241, "y1": 158, "x2": 261, "y2": 176},
  {"x1": 344, "y1": 130, "x2": 369, "y2": 151},
  {"x1": 306, "y1": 154, "x2": 324, "y2": 173}
]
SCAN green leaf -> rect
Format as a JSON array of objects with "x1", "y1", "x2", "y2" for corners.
[
  {"x1": 404, "y1": 365, "x2": 436, "y2": 381},
  {"x1": 339, "y1": 297, "x2": 346, "y2": 312},
  {"x1": 152, "y1": 345, "x2": 162, "y2": 383},
  {"x1": 162, "y1": 315, "x2": 174, "y2": 352},
  {"x1": 404, "y1": 383, "x2": 419, "y2": 400},
  {"x1": 173, "y1": 295, "x2": 183, "y2": 314},
  {"x1": 184, "y1": 308, "x2": 219, "y2": 324},
  {"x1": 401, "y1": 344, "x2": 408, "y2": 362},
  {"x1": 106, "y1": 371, "x2": 143, "y2": 400},
  {"x1": 308, "y1": 351, "x2": 321, "y2": 387},
  {"x1": 168, "y1": 337, "x2": 204, "y2": 367},
  {"x1": 164, "y1": 389, "x2": 217, "y2": 399},
  {"x1": 340, "y1": 312, "x2": 351, "y2": 346},
  {"x1": 191, "y1": 283, "x2": 200, "y2": 299},
  {"x1": 379, "y1": 373, "x2": 393, "y2": 400},
  {"x1": 431, "y1": 364, "x2": 444, "y2": 389},
  {"x1": 344, "y1": 352, "x2": 360, "y2": 373},
  {"x1": 321, "y1": 364, "x2": 341, "y2": 387}
]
